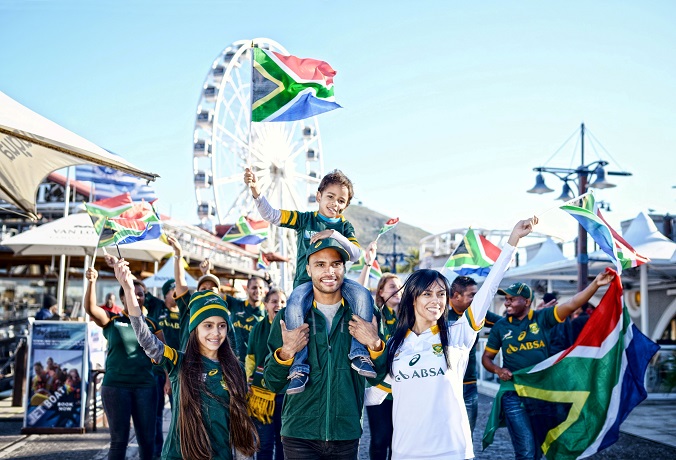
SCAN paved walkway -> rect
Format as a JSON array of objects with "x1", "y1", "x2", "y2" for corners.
[{"x1": 1, "y1": 394, "x2": 675, "y2": 459}]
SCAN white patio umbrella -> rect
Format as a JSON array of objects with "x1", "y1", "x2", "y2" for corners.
[
  {"x1": 0, "y1": 90, "x2": 159, "y2": 218},
  {"x1": 1, "y1": 212, "x2": 173, "y2": 262},
  {"x1": 2, "y1": 212, "x2": 173, "y2": 317}
]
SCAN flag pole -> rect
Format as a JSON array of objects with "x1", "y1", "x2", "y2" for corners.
[
  {"x1": 248, "y1": 40, "x2": 256, "y2": 168},
  {"x1": 90, "y1": 216, "x2": 107, "y2": 268}
]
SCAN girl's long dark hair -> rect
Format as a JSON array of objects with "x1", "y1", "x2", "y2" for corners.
[
  {"x1": 178, "y1": 328, "x2": 259, "y2": 459},
  {"x1": 386, "y1": 269, "x2": 452, "y2": 376}
]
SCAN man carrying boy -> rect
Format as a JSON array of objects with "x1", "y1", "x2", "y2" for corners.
[
  {"x1": 245, "y1": 168, "x2": 376, "y2": 394},
  {"x1": 264, "y1": 238, "x2": 387, "y2": 459}
]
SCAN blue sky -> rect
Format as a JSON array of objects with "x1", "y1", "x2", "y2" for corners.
[{"x1": 1, "y1": 0, "x2": 674, "y2": 241}]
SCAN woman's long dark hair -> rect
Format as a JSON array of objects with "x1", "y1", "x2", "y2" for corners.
[
  {"x1": 178, "y1": 327, "x2": 259, "y2": 459},
  {"x1": 386, "y1": 269, "x2": 452, "y2": 376}
]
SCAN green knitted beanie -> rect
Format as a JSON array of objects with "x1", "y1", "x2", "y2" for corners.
[{"x1": 188, "y1": 290, "x2": 230, "y2": 334}]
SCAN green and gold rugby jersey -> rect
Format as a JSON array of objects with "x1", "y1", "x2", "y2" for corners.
[
  {"x1": 102, "y1": 312, "x2": 159, "y2": 388},
  {"x1": 485, "y1": 306, "x2": 562, "y2": 372},
  {"x1": 227, "y1": 296, "x2": 265, "y2": 364},
  {"x1": 155, "y1": 307, "x2": 181, "y2": 351},
  {"x1": 160, "y1": 347, "x2": 236, "y2": 460}
]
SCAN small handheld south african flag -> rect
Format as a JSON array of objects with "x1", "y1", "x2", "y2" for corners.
[
  {"x1": 349, "y1": 255, "x2": 382, "y2": 281},
  {"x1": 375, "y1": 217, "x2": 399, "y2": 241}
]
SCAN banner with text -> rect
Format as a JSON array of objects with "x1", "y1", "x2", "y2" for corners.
[{"x1": 24, "y1": 322, "x2": 87, "y2": 431}]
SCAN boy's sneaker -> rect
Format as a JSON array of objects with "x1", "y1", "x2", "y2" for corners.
[
  {"x1": 350, "y1": 356, "x2": 377, "y2": 378},
  {"x1": 286, "y1": 371, "x2": 309, "y2": 394}
]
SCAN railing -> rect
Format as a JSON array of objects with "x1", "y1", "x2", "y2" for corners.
[
  {"x1": 646, "y1": 345, "x2": 676, "y2": 396},
  {"x1": 86, "y1": 369, "x2": 106, "y2": 431}
]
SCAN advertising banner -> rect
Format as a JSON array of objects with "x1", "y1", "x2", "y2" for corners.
[{"x1": 23, "y1": 321, "x2": 87, "y2": 433}]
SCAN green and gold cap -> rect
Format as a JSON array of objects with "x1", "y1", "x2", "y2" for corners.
[
  {"x1": 306, "y1": 238, "x2": 350, "y2": 262},
  {"x1": 497, "y1": 282, "x2": 533, "y2": 301}
]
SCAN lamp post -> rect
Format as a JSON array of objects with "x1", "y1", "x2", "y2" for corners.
[
  {"x1": 527, "y1": 123, "x2": 632, "y2": 291},
  {"x1": 378, "y1": 233, "x2": 405, "y2": 274}
]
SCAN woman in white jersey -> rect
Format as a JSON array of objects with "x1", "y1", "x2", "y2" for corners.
[{"x1": 383, "y1": 218, "x2": 535, "y2": 460}]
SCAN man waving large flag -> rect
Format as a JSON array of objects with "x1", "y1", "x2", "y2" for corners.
[
  {"x1": 483, "y1": 269, "x2": 660, "y2": 459},
  {"x1": 251, "y1": 48, "x2": 341, "y2": 122}
]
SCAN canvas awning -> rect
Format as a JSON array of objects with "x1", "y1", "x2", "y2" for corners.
[{"x1": 0, "y1": 90, "x2": 159, "y2": 218}]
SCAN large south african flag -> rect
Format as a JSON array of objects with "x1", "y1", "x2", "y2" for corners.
[
  {"x1": 483, "y1": 270, "x2": 659, "y2": 459},
  {"x1": 251, "y1": 48, "x2": 341, "y2": 122}
]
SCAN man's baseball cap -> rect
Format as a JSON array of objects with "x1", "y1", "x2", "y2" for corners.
[
  {"x1": 162, "y1": 279, "x2": 176, "y2": 298},
  {"x1": 498, "y1": 282, "x2": 533, "y2": 301},
  {"x1": 306, "y1": 238, "x2": 349, "y2": 262},
  {"x1": 197, "y1": 274, "x2": 221, "y2": 291}
]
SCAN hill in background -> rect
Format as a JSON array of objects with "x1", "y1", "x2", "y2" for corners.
[{"x1": 342, "y1": 205, "x2": 430, "y2": 267}]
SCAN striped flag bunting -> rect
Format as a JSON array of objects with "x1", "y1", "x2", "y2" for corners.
[
  {"x1": 76, "y1": 165, "x2": 157, "y2": 201},
  {"x1": 483, "y1": 270, "x2": 660, "y2": 459},
  {"x1": 251, "y1": 48, "x2": 341, "y2": 122},
  {"x1": 560, "y1": 193, "x2": 649, "y2": 274},
  {"x1": 443, "y1": 228, "x2": 501, "y2": 277},
  {"x1": 222, "y1": 216, "x2": 269, "y2": 245}
]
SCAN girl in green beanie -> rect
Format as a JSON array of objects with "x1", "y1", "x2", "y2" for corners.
[{"x1": 114, "y1": 259, "x2": 258, "y2": 460}]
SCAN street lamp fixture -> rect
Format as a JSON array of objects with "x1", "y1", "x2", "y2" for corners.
[
  {"x1": 589, "y1": 165, "x2": 616, "y2": 189},
  {"x1": 555, "y1": 182, "x2": 575, "y2": 201},
  {"x1": 526, "y1": 173, "x2": 555, "y2": 194},
  {"x1": 526, "y1": 123, "x2": 632, "y2": 291}
]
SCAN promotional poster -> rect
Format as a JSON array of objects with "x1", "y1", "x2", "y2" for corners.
[{"x1": 24, "y1": 322, "x2": 87, "y2": 430}]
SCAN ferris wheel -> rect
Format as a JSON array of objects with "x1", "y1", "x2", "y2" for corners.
[{"x1": 193, "y1": 38, "x2": 325, "y2": 290}]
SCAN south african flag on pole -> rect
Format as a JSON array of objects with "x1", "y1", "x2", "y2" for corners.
[
  {"x1": 376, "y1": 217, "x2": 399, "y2": 240},
  {"x1": 251, "y1": 48, "x2": 341, "y2": 122},
  {"x1": 84, "y1": 193, "x2": 134, "y2": 234},
  {"x1": 443, "y1": 228, "x2": 501, "y2": 278},
  {"x1": 560, "y1": 192, "x2": 649, "y2": 275}
]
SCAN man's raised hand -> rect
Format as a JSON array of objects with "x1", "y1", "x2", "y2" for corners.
[
  {"x1": 86, "y1": 267, "x2": 98, "y2": 283},
  {"x1": 167, "y1": 236, "x2": 183, "y2": 259}
]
